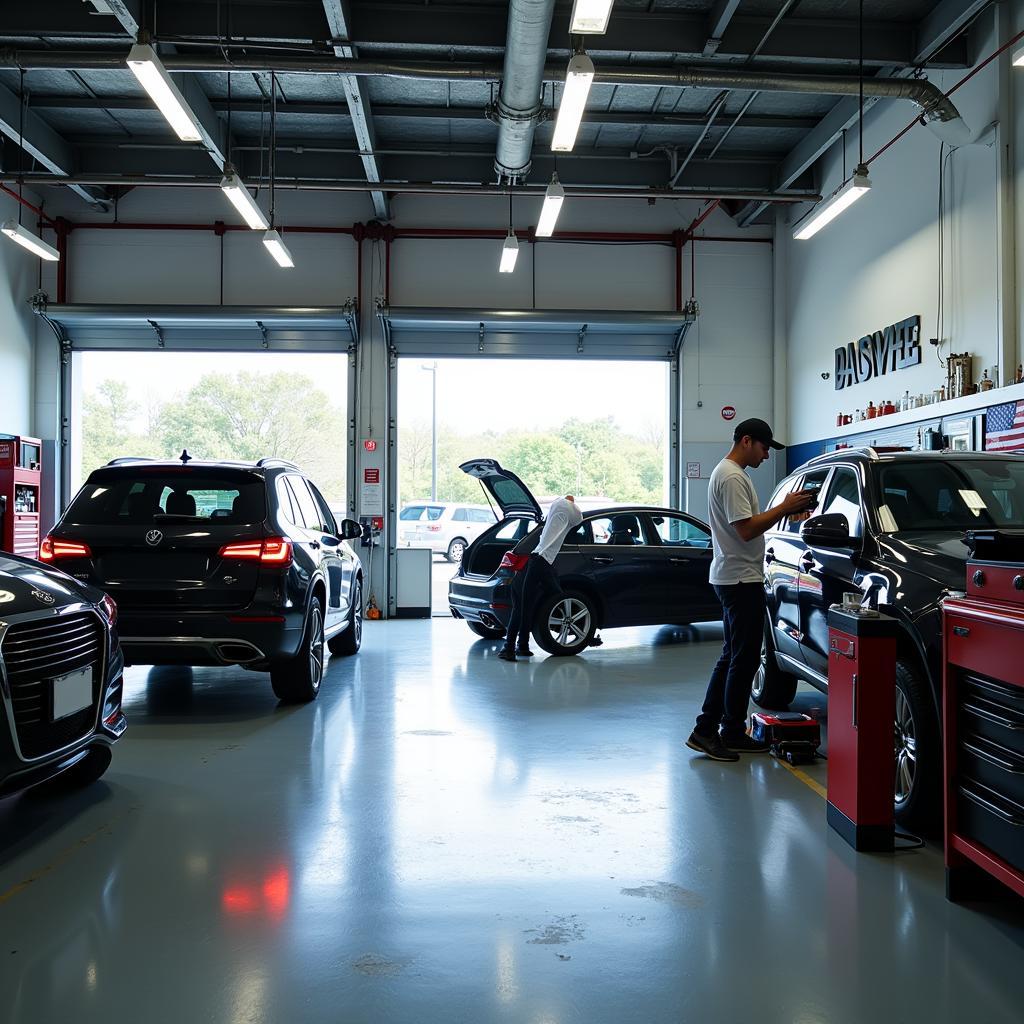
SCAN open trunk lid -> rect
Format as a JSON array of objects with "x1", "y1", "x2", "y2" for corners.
[{"x1": 459, "y1": 458, "x2": 542, "y2": 520}]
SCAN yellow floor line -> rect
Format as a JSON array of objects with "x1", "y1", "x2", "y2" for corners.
[{"x1": 776, "y1": 756, "x2": 828, "y2": 800}]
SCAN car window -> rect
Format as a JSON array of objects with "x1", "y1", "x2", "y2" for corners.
[
  {"x1": 784, "y1": 469, "x2": 830, "y2": 533},
  {"x1": 875, "y1": 460, "x2": 1024, "y2": 531},
  {"x1": 820, "y1": 467, "x2": 863, "y2": 537},
  {"x1": 306, "y1": 480, "x2": 338, "y2": 535},
  {"x1": 590, "y1": 513, "x2": 647, "y2": 546},
  {"x1": 566, "y1": 520, "x2": 593, "y2": 544},
  {"x1": 452, "y1": 508, "x2": 468, "y2": 522},
  {"x1": 649, "y1": 514, "x2": 712, "y2": 548},
  {"x1": 67, "y1": 471, "x2": 265, "y2": 524},
  {"x1": 400, "y1": 505, "x2": 425, "y2": 521},
  {"x1": 286, "y1": 476, "x2": 323, "y2": 530},
  {"x1": 426, "y1": 506, "x2": 445, "y2": 521},
  {"x1": 471, "y1": 508, "x2": 494, "y2": 523},
  {"x1": 494, "y1": 518, "x2": 533, "y2": 541}
]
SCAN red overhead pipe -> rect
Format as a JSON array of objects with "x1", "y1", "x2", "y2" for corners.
[
  {"x1": 0, "y1": 183, "x2": 57, "y2": 227},
  {"x1": 55, "y1": 218, "x2": 70, "y2": 302}
]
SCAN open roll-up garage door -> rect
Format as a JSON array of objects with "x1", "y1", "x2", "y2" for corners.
[
  {"x1": 33, "y1": 303, "x2": 359, "y2": 507},
  {"x1": 35, "y1": 303, "x2": 358, "y2": 352},
  {"x1": 378, "y1": 307, "x2": 692, "y2": 361}
]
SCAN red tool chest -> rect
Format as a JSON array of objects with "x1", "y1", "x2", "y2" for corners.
[
  {"x1": 0, "y1": 435, "x2": 42, "y2": 558},
  {"x1": 943, "y1": 530, "x2": 1024, "y2": 902}
]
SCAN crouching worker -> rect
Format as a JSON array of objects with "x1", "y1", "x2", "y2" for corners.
[{"x1": 498, "y1": 494, "x2": 583, "y2": 661}]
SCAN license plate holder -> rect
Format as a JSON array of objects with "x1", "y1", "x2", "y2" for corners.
[{"x1": 52, "y1": 665, "x2": 95, "y2": 721}]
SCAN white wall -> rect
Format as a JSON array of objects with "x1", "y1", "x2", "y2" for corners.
[
  {"x1": 782, "y1": 11, "x2": 1012, "y2": 447},
  {"x1": 0, "y1": 190, "x2": 42, "y2": 436}
]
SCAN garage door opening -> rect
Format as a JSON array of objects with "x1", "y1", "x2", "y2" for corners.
[
  {"x1": 71, "y1": 351, "x2": 349, "y2": 515},
  {"x1": 396, "y1": 358, "x2": 670, "y2": 615}
]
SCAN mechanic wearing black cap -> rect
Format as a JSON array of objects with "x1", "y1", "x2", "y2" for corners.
[{"x1": 686, "y1": 417, "x2": 817, "y2": 762}]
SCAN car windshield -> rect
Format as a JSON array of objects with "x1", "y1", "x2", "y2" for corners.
[
  {"x1": 67, "y1": 470, "x2": 266, "y2": 524},
  {"x1": 874, "y1": 460, "x2": 1024, "y2": 532}
]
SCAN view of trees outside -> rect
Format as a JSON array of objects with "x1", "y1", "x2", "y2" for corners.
[
  {"x1": 73, "y1": 353, "x2": 348, "y2": 507},
  {"x1": 397, "y1": 359, "x2": 668, "y2": 507}
]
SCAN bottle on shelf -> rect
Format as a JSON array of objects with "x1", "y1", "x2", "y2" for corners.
[
  {"x1": 979, "y1": 369, "x2": 993, "y2": 393},
  {"x1": 866, "y1": 401, "x2": 877, "y2": 419}
]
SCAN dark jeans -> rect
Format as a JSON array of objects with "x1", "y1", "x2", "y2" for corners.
[
  {"x1": 503, "y1": 554, "x2": 559, "y2": 650},
  {"x1": 695, "y1": 583, "x2": 767, "y2": 739}
]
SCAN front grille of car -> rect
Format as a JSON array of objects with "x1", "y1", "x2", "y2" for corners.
[{"x1": 2, "y1": 612, "x2": 104, "y2": 759}]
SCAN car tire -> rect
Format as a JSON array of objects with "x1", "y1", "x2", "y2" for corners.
[
  {"x1": 751, "y1": 621, "x2": 799, "y2": 710},
  {"x1": 271, "y1": 596, "x2": 325, "y2": 703},
  {"x1": 446, "y1": 538, "x2": 467, "y2": 563},
  {"x1": 468, "y1": 620, "x2": 505, "y2": 640},
  {"x1": 894, "y1": 657, "x2": 941, "y2": 834},
  {"x1": 33, "y1": 745, "x2": 112, "y2": 794},
  {"x1": 328, "y1": 580, "x2": 362, "y2": 657},
  {"x1": 532, "y1": 590, "x2": 598, "y2": 656}
]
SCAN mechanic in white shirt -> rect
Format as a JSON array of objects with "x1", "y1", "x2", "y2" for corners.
[{"x1": 499, "y1": 495, "x2": 584, "y2": 661}]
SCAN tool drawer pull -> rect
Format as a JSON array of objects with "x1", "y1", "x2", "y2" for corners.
[
  {"x1": 962, "y1": 740, "x2": 1024, "y2": 775},
  {"x1": 960, "y1": 786, "x2": 1024, "y2": 826},
  {"x1": 953, "y1": 626, "x2": 970, "y2": 637}
]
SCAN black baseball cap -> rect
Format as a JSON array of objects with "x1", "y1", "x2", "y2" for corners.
[{"x1": 733, "y1": 417, "x2": 785, "y2": 450}]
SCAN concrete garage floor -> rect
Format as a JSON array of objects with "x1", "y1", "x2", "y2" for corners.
[{"x1": 2, "y1": 621, "x2": 1024, "y2": 1023}]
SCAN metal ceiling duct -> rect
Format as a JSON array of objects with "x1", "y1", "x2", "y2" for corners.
[
  {"x1": 492, "y1": 0, "x2": 556, "y2": 184},
  {"x1": 0, "y1": 49, "x2": 968, "y2": 143}
]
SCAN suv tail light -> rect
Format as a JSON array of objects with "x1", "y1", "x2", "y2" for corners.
[
  {"x1": 218, "y1": 537, "x2": 293, "y2": 566},
  {"x1": 39, "y1": 536, "x2": 92, "y2": 561},
  {"x1": 498, "y1": 551, "x2": 529, "y2": 573}
]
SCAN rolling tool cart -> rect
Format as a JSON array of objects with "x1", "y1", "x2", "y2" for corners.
[
  {"x1": 944, "y1": 530, "x2": 1024, "y2": 902},
  {"x1": 0, "y1": 435, "x2": 42, "y2": 557},
  {"x1": 826, "y1": 607, "x2": 899, "y2": 852}
]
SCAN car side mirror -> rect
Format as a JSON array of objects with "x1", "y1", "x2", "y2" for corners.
[
  {"x1": 339, "y1": 518, "x2": 363, "y2": 541},
  {"x1": 800, "y1": 513, "x2": 853, "y2": 549}
]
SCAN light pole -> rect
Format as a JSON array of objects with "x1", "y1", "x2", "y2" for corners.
[{"x1": 421, "y1": 362, "x2": 438, "y2": 501}]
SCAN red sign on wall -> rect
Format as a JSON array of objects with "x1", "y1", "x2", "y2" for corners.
[
  {"x1": 364, "y1": 468, "x2": 380, "y2": 484},
  {"x1": 363, "y1": 439, "x2": 377, "y2": 452},
  {"x1": 721, "y1": 406, "x2": 736, "y2": 421}
]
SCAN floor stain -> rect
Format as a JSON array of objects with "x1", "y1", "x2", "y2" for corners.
[
  {"x1": 549, "y1": 814, "x2": 602, "y2": 834},
  {"x1": 403, "y1": 729, "x2": 453, "y2": 736},
  {"x1": 620, "y1": 882, "x2": 703, "y2": 908},
  {"x1": 525, "y1": 915, "x2": 585, "y2": 945},
  {"x1": 352, "y1": 953, "x2": 407, "y2": 977}
]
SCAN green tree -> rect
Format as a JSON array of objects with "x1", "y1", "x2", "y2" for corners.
[{"x1": 80, "y1": 379, "x2": 161, "y2": 475}]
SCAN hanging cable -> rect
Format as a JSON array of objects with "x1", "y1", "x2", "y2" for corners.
[
  {"x1": 270, "y1": 70, "x2": 277, "y2": 228},
  {"x1": 17, "y1": 68, "x2": 24, "y2": 226},
  {"x1": 858, "y1": 0, "x2": 864, "y2": 168}
]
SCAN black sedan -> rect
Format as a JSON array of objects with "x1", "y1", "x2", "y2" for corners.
[
  {"x1": 0, "y1": 552, "x2": 125, "y2": 798},
  {"x1": 449, "y1": 459, "x2": 720, "y2": 654}
]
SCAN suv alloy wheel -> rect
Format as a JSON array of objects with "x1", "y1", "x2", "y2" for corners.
[{"x1": 271, "y1": 596, "x2": 325, "y2": 702}]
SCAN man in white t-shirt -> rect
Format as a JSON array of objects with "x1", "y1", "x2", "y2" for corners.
[
  {"x1": 686, "y1": 418, "x2": 816, "y2": 762},
  {"x1": 499, "y1": 495, "x2": 584, "y2": 661}
]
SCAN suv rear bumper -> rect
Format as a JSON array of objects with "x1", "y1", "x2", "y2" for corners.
[
  {"x1": 118, "y1": 609, "x2": 304, "y2": 666},
  {"x1": 448, "y1": 577, "x2": 513, "y2": 629}
]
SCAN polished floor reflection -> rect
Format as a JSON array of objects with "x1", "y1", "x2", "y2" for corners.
[{"x1": 2, "y1": 620, "x2": 1023, "y2": 1023}]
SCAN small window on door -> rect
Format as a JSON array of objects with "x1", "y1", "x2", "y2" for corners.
[
  {"x1": 784, "y1": 469, "x2": 830, "y2": 533},
  {"x1": 649, "y1": 514, "x2": 711, "y2": 548},
  {"x1": 820, "y1": 467, "x2": 863, "y2": 537}
]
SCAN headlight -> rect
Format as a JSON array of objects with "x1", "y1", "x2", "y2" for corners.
[{"x1": 99, "y1": 593, "x2": 117, "y2": 628}]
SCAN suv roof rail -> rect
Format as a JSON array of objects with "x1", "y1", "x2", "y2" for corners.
[
  {"x1": 256, "y1": 458, "x2": 300, "y2": 471},
  {"x1": 105, "y1": 456, "x2": 154, "y2": 466},
  {"x1": 803, "y1": 446, "x2": 882, "y2": 467}
]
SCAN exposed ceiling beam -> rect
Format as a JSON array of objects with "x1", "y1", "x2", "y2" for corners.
[
  {"x1": 29, "y1": 95, "x2": 820, "y2": 132},
  {"x1": 913, "y1": 0, "x2": 989, "y2": 65},
  {"x1": 0, "y1": 4, "x2": 969, "y2": 70},
  {"x1": 734, "y1": 0, "x2": 987, "y2": 227},
  {"x1": 704, "y1": 0, "x2": 743, "y2": 57},
  {"x1": 321, "y1": 0, "x2": 389, "y2": 219},
  {"x1": 83, "y1": 0, "x2": 140, "y2": 39},
  {"x1": 0, "y1": 81, "x2": 107, "y2": 208}
]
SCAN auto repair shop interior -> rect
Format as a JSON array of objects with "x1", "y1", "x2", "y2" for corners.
[{"x1": 2, "y1": 2, "x2": 1024, "y2": 1022}]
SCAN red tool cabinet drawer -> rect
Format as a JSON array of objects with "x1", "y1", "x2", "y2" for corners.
[
  {"x1": 945, "y1": 610, "x2": 1024, "y2": 688},
  {"x1": 967, "y1": 562, "x2": 1024, "y2": 604}
]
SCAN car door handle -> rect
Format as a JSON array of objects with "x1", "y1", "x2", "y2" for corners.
[
  {"x1": 310, "y1": 540, "x2": 321, "y2": 550},
  {"x1": 800, "y1": 554, "x2": 815, "y2": 570},
  {"x1": 765, "y1": 548, "x2": 775, "y2": 564},
  {"x1": 592, "y1": 556, "x2": 613, "y2": 565},
  {"x1": 669, "y1": 557, "x2": 691, "y2": 565}
]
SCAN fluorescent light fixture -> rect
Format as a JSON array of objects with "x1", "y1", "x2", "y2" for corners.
[
  {"x1": 551, "y1": 53, "x2": 595, "y2": 153},
  {"x1": 220, "y1": 168, "x2": 269, "y2": 230},
  {"x1": 1, "y1": 220, "x2": 59, "y2": 261},
  {"x1": 570, "y1": 0, "x2": 614, "y2": 34},
  {"x1": 536, "y1": 174, "x2": 566, "y2": 237},
  {"x1": 126, "y1": 42, "x2": 203, "y2": 143},
  {"x1": 499, "y1": 230, "x2": 519, "y2": 273},
  {"x1": 792, "y1": 165, "x2": 872, "y2": 241},
  {"x1": 263, "y1": 228, "x2": 294, "y2": 268},
  {"x1": 1014, "y1": 44, "x2": 1024, "y2": 67}
]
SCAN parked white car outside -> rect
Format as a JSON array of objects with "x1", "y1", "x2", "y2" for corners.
[{"x1": 398, "y1": 502, "x2": 497, "y2": 562}]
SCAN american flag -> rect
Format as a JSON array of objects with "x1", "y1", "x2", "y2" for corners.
[{"x1": 985, "y1": 400, "x2": 1024, "y2": 451}]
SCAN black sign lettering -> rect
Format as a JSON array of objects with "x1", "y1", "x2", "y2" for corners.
[{"x1": 834, "y1": 315, "x2": 921, "y2": 390}]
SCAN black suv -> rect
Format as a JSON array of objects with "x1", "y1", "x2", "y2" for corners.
[
  {"x1": 41, "y1": 455, "x2": 364, "y2": 703},
  {"x1": 0, "y1": 551, "x2": 125, "y2": 797},
  {"x1": 756, "y1": 447, "x2": 1024, "y2": 829}
]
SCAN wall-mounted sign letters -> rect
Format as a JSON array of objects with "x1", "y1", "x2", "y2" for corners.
[{"x1": 834, "y1": 315, "x2": 921, "y2": 391}]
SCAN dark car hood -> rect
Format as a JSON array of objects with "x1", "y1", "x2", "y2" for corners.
[
  {"x1": 0, "y1": 553, "x2": 94, "y2": 612},
  {"x1": 880, "y1": 532, "x2": 971, "y2": 590}
]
